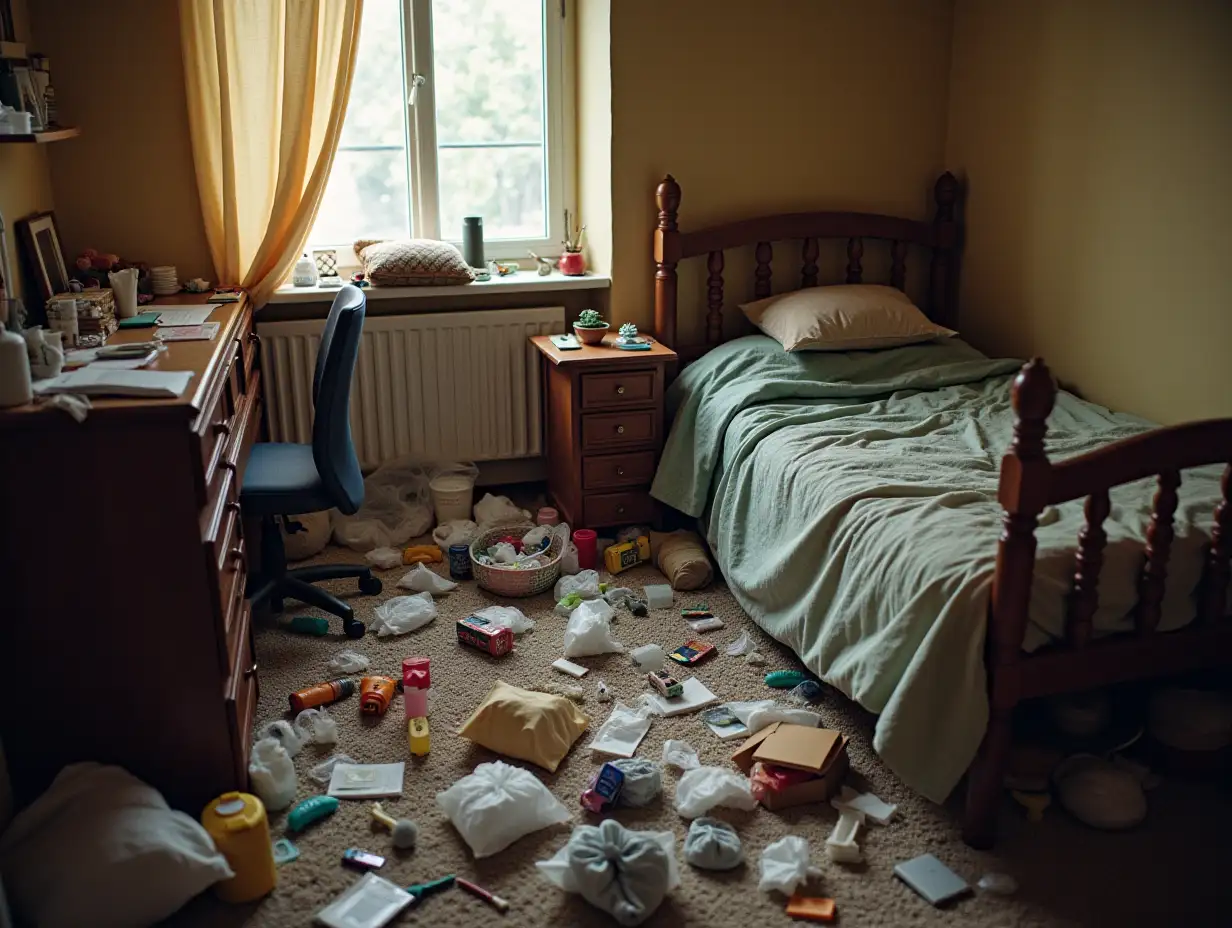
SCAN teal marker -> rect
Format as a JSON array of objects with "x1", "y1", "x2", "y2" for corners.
[{"x1": 406, "y1": 874, "x2": 456, "y2": 901}]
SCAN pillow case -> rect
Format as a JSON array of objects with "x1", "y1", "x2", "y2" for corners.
[
  {"x1": 354, "y1": 238, "x2": 475, "y2": 286},
  {"x1": 458, "y1": 680, "x2": 589, "y2": 772},
  {"x1": 739, "y1": 284, "x2": 955, "y2": 351}
]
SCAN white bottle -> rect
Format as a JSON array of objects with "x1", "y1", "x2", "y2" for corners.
[
  {"x1": 0, "y1": 322, "x2": 33, "y2": 407},
  {"x1": 292, "y1": 253, "x2": 318, "y2": 287}
]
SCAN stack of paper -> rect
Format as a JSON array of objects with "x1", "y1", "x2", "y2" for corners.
[{"x1": 32, "y1": 368, "x2": 194, "y2": 398}]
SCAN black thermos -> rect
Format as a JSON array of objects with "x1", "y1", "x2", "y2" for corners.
[{"x1": 462, "y1": 216, "x2": 484, "y2": 268}]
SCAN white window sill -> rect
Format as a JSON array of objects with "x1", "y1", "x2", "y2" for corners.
[{"x1": 268, "y1": 271, "x2": 610, "y2": 304}]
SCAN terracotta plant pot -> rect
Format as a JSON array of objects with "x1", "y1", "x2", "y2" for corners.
[
  {"x1": 559, "y1": 251, "x2": 586, "y2": 276},
  {"x1": 574, "y1": 322, "x2": 609, "y2": 345}
]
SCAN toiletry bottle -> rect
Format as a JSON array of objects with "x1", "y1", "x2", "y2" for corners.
[{"x1": 0, "y1": 322, "x2": 33, "y2": 407}]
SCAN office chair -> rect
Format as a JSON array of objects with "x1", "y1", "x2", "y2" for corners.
[{"x1": 242, "y1": 284, "x2": 379, "y2": 638}]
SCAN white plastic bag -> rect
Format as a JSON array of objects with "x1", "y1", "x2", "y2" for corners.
[
  {"x1": 473, "y1": 493, "x2": 530, "y2": 527},
  {"x1": 365, "y1": 547, "x2": 404, "y2": 570},
  {"x1": 555, "y1": 569, "x2": 600, "y2": 601},
  {"x1": 591, "y1": 702, "x2": 653, "y2": 757},
  {"x1": 255, "y1": 720, "x2": 302, "y2": 757},
  {"x1": 436, "y1": 761, "x2": 572, "y2": 858},
  {"x1": 332, "y1": 458, "x2": 434, "y2": 552},
  {"x1": 473, "y1": 604, "x2": 535, "y2": 634},
  {"x1": 557, "y1": 523, "x2": 580, "y2": 575},
  {"x1": 725, "y1": 630, "x2": 752, "y2": 656},
  {"x1": 370, "y1": 592, "x2": 437, "y2": 636},
  {"x1": 396, "y1": 562, "x2": 458, "y2": 595},
  {"x1": 490, "y1": 541, "x2": 518, "y2": 564},
  {"x1": 674, "y1": 766, "x2": 757, "y2": 818},
  {"x1": 522, "y1": 524, "x2": 553, "y2": 552},
  {"x1": 563, "y1": 599, "x2": 624, "y2": 658},
  {"x1": 661, "y1": 740, "x2": 700, "y2": 770},
  {"x1": 630, "y1": 644, "x2": 666, "y2": 672},
  {"x1": 758, "y1": 835, "x2": 821, "y2": 895},
  {"x1": 293, "y1": 707, "x2": 339, "y2": 747},
  {"x1": 248, "y1": 738, "x2": 296, "y2": 811},
  {"x1": 432, "y1": 519, "x2": 478, "y2": 549},
  {"x1": 325, "y1": 649, "x2": 370, "y2": 675},
  {"x1": 744, "y1": 706, "x2": 822, "y2": 734}
]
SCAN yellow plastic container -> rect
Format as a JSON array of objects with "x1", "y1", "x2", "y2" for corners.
[
  {"x1": 201, "y1": 792, "x2": 277, "y2": 902},
  {"x1": 409, "y1": 716, "x2": 431, "y2": 756}
]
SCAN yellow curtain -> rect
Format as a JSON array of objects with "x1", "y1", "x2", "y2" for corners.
[{"x1": 179, "y1": 0, "x2": 363, "y2": 308}]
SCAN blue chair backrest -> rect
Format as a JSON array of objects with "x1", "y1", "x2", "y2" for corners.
[{"x1": 312, "y1": 285, "x2": 366, "y2": 515}]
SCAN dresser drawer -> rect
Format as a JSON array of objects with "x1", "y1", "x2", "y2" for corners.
[
  {"x1": 581, "y1": 410, "x2": 657, "y2": 451},
  {"x1": 224, "y1": 602, "x2": 258, "y2": 788},
  {"x1": 580, "y1": 369, "x2": 657, "y2": 409},
  {"x1": 583, "y1": 490, "x2": 656, "y2": 528},
  {"x1": 582, "y1": 451, "x2": 657, "y2": 490}
]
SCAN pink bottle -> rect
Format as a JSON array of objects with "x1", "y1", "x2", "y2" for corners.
[{"x1": 402, "y1": 657, "x2": 430, "y2": 718}]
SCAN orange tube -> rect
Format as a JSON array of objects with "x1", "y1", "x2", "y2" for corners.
[
  {"x1": 360, "y1": 676, "x2": 397, "y2": 716},
  {"x1": 289, "y1": 678, "x2": 355, "y2": 713}
]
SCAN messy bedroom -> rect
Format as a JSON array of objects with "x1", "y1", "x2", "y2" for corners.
[{"x1": 0, "y1": 1, "x2": 1229, "y2": 926}]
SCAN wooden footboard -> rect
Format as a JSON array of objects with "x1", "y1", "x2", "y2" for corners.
[{"x1": 963, "y1": 359, "x2": 1232, "y2": 847}]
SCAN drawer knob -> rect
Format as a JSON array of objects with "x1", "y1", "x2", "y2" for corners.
[
  {"x1": 616, "y1": 385, "x2": 625, "y2": 395},
  {"x1": 616, "y1": 424, "x2": 625, "y2": 434},
  {"x1": 244, "y1": 661, "x2": 258, "y2": 679},
  {"x1": 616, "y1": 505, "x2": 626, "y2": 515},
  {"x1": 617, "y1": 466, "x2": 625, "y2": 476}
]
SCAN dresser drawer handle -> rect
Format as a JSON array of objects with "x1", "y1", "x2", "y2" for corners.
[
  {"x1": 616, "y1": 505, "x2": 626, "y2": 515},
  {"x1": 244, "y1": 661, "x2": 258, "y2": 679},
  {"x1": 616, "y1": 466, "x2": 625, "y2": 476},
  {"x1": 616, "y1": 385, "x2": 625, "y2": 395},
  {"x1": 616, "y1": 424, "x2": 625, "y2": 434},
  {"x1": 229, "y1": 546, "x2": 244, "y2": 562}
]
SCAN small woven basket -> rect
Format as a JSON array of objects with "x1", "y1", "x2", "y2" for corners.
[{"x1": 470, "y1": 523, "x2": 563, "y2": 597}]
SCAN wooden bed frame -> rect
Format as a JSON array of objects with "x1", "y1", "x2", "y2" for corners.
[{"x1": 651, "y1": 172, "x2": 1232, "y2": 847}]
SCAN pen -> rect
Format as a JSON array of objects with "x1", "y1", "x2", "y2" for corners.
[{"x1": 456, "y1": 877, "x2": 510, "y2": 913}]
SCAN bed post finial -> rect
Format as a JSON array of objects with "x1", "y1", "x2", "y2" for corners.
[
  {"x1": 1010, "y1": 358, "x2": 1056, "y2": 461},
  {"x1": 654, "y1": 175, "x2": 681, "y2": 348}
]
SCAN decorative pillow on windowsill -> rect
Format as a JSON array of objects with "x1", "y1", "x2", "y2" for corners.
[{"x1": 354, "y1": 238, "x2": 475, "y2": 286}]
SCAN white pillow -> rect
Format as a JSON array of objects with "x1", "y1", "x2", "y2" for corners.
[
  {"x1": 0, "y1": 763, "x2": 233, "y2": 928},
  {"x1": 739, "y1": 284, "x2": 956, "y2": 351}
]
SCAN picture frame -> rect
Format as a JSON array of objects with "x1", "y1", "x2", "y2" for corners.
[
  {"x1": 16, "y1": 211, "x2": 69, "y2": 304},
  {"x1": 0, "y1": 1, "x2": 14, "y2": 44}
]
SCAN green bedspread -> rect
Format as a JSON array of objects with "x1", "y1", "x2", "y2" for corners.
[{"x1": 651, "y1": 335, "x2": 1222, "y2": 802}]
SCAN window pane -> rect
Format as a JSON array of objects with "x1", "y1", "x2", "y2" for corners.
[
  {"x1": 437, "y1": 146, "x2": 545, "y2": 241},
  {"x1": 314, "y1": 149, "x2": 410, "y2": 245},
  {"x1": 340, "y1": 0, "x2": 407, "y2": 147}
]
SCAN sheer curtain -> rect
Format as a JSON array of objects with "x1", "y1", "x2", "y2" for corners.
[{"x1": 179, "y1": 0, "x2": 363, "y2": 307}]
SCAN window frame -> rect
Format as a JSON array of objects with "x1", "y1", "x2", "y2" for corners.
[{"x1": 311, "y1": 0, "x2": 575, "y2": 268}]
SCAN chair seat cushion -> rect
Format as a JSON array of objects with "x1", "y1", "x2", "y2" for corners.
[{"x1": 241, "y1": 443, "x2": 333, "y2": 516}]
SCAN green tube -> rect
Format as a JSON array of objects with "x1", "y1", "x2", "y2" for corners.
[
  {"x1": 406, "y1": 874, "x2": 456, "y2": 900},
  {"x1": 288, "y1": 616, "x2": 330, "y2": 636},
  {"x1": 286, "y1": 795, "x2": 339, "y2": 832},
  {"x1": 764, "y1": 669, "x2": 810, "y2": 689}
]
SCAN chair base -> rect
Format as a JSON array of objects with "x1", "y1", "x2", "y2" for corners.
[{"x1": 247, "y1": 516, "x2": 380, "y2": 639}]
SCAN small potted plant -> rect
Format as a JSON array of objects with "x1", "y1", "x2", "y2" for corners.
[{"x1": 574, "y1": 308, "x2": 608, "y2": 345}]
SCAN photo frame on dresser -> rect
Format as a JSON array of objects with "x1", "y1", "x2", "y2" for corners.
[{"x1": 16, "y1": 211, "x2": 69, "y2": 304}]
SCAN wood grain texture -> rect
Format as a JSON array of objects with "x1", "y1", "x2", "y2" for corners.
[
  {"x1": 1136, "y1": 470, "x2": 1181, "y2": 634},
  {"x1": 1067, "y1": 489, "x2": 1110, "y2": 649},
  {"x1": 706, "y1": 250, "x2": 725, "y2": 345}
]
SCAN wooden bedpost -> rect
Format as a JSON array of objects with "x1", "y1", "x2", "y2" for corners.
[
  {"x1": 929, "y1": 172, "x2": 960, "y2": 329},
  {"x1": 655, "y1": 175, "x2": 681, "y2": 349},
  {"x1": 964, "y1": 358, "x2": 1056, "y2": 848}
]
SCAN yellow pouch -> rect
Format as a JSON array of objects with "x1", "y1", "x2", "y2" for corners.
[{"x1": 458, "y1": 681, "x2": 589, "y2": 772}]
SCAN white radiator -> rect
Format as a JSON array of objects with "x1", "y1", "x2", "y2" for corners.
[{"x1": 258, "y1": 305, "x2": 565, "y2": 468}]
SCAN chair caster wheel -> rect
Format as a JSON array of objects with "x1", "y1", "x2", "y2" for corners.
[
  {"x1": 358, "y1": 575, "x2": 382, "y2": 596},
  {"x1": 344, "y1": 617, "x2": 366, "y2": 639}
]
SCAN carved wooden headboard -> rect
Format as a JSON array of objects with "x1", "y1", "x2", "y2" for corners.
[{"x1": 652, "y1": 173, "x2": 961, "y2": 362}]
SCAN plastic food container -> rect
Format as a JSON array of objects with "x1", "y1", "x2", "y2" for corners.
[
  {"x1": 430, "y1": 473, "x2": 476, "y2": 523},
  {"x1": 201, "y1": 792, "x2": 277, "y2": 902}
]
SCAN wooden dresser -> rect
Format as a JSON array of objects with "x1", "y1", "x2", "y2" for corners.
[
  {"x1": 0, "y1": 295, "x2": 262, "y2": 813},
  {"x1": 531, "y1": 334, "x2": 677, "y2": 529}
]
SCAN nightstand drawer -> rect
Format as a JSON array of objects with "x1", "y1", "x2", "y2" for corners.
[
  {"x1": 583, "y1": 451, "x2": 657, "y2": 490},
  {"x1": 584, "y1": 490, "x2": 655, "y2": 527},
  {"x1": 580, "y1": 370, "x2": 657, "y2": 409},
  {"x1": 581, "y1": 410, "x2": 657, "y2": 450}
]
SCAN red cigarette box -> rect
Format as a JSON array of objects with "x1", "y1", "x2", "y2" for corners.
[{"x1": 456, "y1": 616, "x2": 514, "y2": 656}]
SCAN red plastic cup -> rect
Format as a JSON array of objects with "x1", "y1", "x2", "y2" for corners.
[{"x1": 573, "y1": 529, "x2": 597, "y2": 570}]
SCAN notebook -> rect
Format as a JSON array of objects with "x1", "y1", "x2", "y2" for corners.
[{"x1": 33, "y1": 368, "x2": 194, "y2": 399}]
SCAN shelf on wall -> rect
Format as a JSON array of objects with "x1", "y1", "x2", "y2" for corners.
[
  {"x1": 0, "y1": 127, "x2": 80, "y2": 144},
  {"x1": 0, "y1": 40, "x2": 27, "y2": 61}
]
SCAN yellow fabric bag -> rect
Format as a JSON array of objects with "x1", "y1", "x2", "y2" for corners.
[{"x1": 458, "y1": 681, "x2": 589, "y2": 773}]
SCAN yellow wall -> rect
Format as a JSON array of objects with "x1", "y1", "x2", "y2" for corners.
[
  {"x1": 0, "y1": 0, "x2": 54, "y2": 311},
  {"x1": 575, "y1": 0, "x2": 612, "y2": 277},
  {"x1": 946, "y1": 0, "x2": 1232, "y2": 423},
  {"x1": 29, "y1": 0, "x2": 212, "y2": 283},
  {"x1": 605, "y1": 0, "x2": 955, "y2": 334}
]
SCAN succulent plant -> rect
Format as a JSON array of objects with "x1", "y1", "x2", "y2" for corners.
[
  {"x1": 618, "y1": 322, "x2": 638, "y2": 339},
  {"x1": 576, "y1": 309, "x2": 605, "y2": 328}
]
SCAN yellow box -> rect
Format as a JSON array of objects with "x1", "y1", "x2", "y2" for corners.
[
  {"x1": 603, "y1": 536, "x2": 650, "y2": 575},
  {"x1": 409, "y1": 717, "x2": 430, "y2": 755}
]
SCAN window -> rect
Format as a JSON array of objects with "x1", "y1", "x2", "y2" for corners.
[{"x1": 310, "y1": 0, "x2": 573, "y2": 264}]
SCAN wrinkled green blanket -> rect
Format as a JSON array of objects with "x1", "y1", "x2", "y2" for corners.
[{"x1": 651, "y1": 335, "x2": 1222, "y2": 802}]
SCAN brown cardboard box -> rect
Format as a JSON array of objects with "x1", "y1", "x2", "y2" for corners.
[{"x1": 731, "y1": 722, "x2": 849, "y2": 811}]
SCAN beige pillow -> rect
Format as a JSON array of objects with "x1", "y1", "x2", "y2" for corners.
[
  {"x1": 458, "y1": 680, "x2": 589, "y2": 772},
  {"x1": 739, "y1": 284, "x2": 955, "y2": 351},
  {"x1": 353, "y1": 238, "x2": 475, "y2": 286}
]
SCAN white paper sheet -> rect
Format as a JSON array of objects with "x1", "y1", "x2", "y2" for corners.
[
  {"x1": 326, "y1": 762, "x2": 405, "y2": 799},
  {"x1": 32, "y1": 368, "x2": 193, "y2": 398},
  {"x1": 154, "y1": 307, "x2": 214, "y2": 326}
]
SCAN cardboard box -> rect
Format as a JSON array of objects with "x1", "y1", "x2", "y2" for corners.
[{"x1": 731, "y1": 722, "x2": 849, "y2": 811}]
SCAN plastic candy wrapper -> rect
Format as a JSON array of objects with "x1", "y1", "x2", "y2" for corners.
[
  {"x1": 758, "y1": 835, "x2": 821, "y2": 895},
  {"x1": 293, "y1": 707, "x2": 339, "y2": 746},
  {"x1": 437, "y1": 761, "x2": 571, "y2": 859},
  {"x1": 725, "y1": 630, "x2": 753, "y2": 656},
  {"x1": 309, "y1": 753, "x2": 359, "y2": 786},
  {"x1": 674, "y1": 766, "x2": 757, "y2": 818},
  {"x1": 590, "y1": 702, "x2": 653, "y2": 757},
  {"x1": 661, "y1": 740, "x2": 700, "y2": 770},
  {"x1": 365, "y1": 546, "x2": 404, "y2": 570},
  {"x1": 370, "y1": 592, "x2": 437, "y2": 637},
  {"x1": 256, "y1": 720, "x2": 303, "y2": 757},
  {"x1": 563, "y1": 599, "x2": 624, "y2": 658},
  {"x1": 473, "y1": 604, "x2": 535, "y2": 634},
  {"x1": 248, "y1": 738, "x2": 296, "y2": 811},
  {"x1": 684, "y1": 818, "x2": 744, "y2": 871},
  {"x1": 555, "y1": 569, "x2": 600, "y2": 601},
  {"x1": 396, "y1": 562, "x2": 458, "y2": 595},
  {"x1": 325, "y1": 648, "x2": 370, "y2": 675},
  {"x1": 609, "y1": 758, "x2": 662, "y2": 807},
  {"x1": 536, "y1": 820, "x2": 679, "y2": 927},
  {"x1": 432, "y1": 518, "x2": 478, "y2": 549},
  {"x1": 749, "y1": 762, "x2": 817, "y2": 802},
  {"x1": 785, "y1": 680, "x2": 825, "y2": 705},
  {"x1": 473, "y1": 492, "x2": 530, "y2": 527}
]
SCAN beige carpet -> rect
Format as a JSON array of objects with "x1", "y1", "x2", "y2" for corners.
[{"x1": 169, "y1": 545, "x2": 1232, "y2": 928}]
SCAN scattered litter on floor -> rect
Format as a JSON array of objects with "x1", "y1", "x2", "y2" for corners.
[
  {"x1": 977, "y1": 872, "x2": 1018, "y2": 895},
  {"x1": 293, "y1": 706, "x2": 338, "y2": 746},
  {"x1": 784, "y1": 894, "x2": 837, "y2": 923},
  {"x1": 287, "y1": 795, "x2": 339, "y2": 833},
  {"x1": 327, "y1": 763, "x2": 405, "y2": 800},
  {"x1": 438, "y1": 760, "x2": 572, "y2": 858},
  {"x1": 458, "y1": 681, "x2": 589, "y2": 772},
  {"x1": 284, "y1": 615, "x2": 330, "y2": 636},
  {"x1": 342, "y1": 848, "x2": 386, "y2": 872},
  {"x1": 396, "y1": 562, "x2": 458, "y2": 594},
  {"x1": 745, "y1": 651, "x2": 767, "y2": 666},
  {"x1": 688, "y1": 616, "x2": 725, "y2": 632},
  {"x1": 553, "y1": 657, "x2": 590, "y2": 678},
  {"x1": 640, "y1": 677, "x2": 719, "y2": 717},
  {"x1": 556, "y1": 569, "x2": 601, "y2": 600},
  {"x1": 649, "y1": 529, "x2": 713, "y2": 590},
  {"x1": 824, "y1": 807, "x2": 864, "y2": 864},
  {"x1": 733, "y1": 723, "x2": 849, "y2": 810},
  {"x1": 744, "y1": 705, "x2": 822, "y2": 734},
  {"x1": 893, "y1": 853, "x2": 971, "y2": 906},
  {"x1": 661, "y1": 739, "x2": 701, "y2": 770},
  {"x1": 630, "y1": 643, "x2": 667, "y2": 671},
  {"x1": 359, "y1": 675, "x2": 397, "y2": 715},
  {"x1": 758, "y1": 835, "x2": 821, "y2": 894},
  {"x1": 831, "y1": 785, "x2": 898, "y2": 825},
  {"x1": 473, "y1": 492, "x2": 531, "y2": 526},
  {"x1": 256, "y1": 719, "x2": 303, "y2": 756},
  {"x1": 365, "y1": 546, "x2": 404, "y2": 569},
  {"x1": 536, "y1": 820, "x2": 678, "y2": 927},
  {"x1": 271, "y1": 838, "x2": 300, "y2": 865},
  {"x1": 563, "y1": 598, "x2": 625, "y2": 657},
  {"x1": 596, "y1": 679, "x2": 612, "y2": 702},
  {"x1": 370, "y1": 592, "x2": 436, "y2": 636},
  {"x1": 325, "y1": 649, "x2": 370, "y2": 674},
  {"x1": 309, "y1": 754, "x2": 358, "y2": 786},
  {"x1": 401, "y1": 544, "x2": 442, "y2": 565},
  {"x1": 316, "y1": 872, "x2": 411, "y2": 928},
  {"x1": 457, "y1": 876, "x2": 511, "y2": 913},
  {"x1": 669, "y1": 639, "x2": 716, "y2": 666},
  {"x1": 456, "y1": 614, "x2": 514, "y2": 655},
  {"x1": 591, "y1": 702, "x2": 654, "y2": 758},
  {"x1": 683, "y1": 817, "x2": 744, "y2": 870},
  {"x1": 474, "y1": 604, "x2": 534, "y2": 633},
  {"x1": 248, "y1": 738, "x2": 296, "y2": 811},
  {"x1": 675, "y1": 766, "x2": 757, "y2": 818},
  {"x1": 604, "y1": 535, "x2": 651, "y2": 575},
  {"x1": 581, "y1": 761, "x2": 626, "y2": 813},
  {"x1": 432, "y1": 518, "x2": 478, "y2": 549},
  {"x1": 331, "y1": 459, "x2": 435, "y2": 552},
  {"x1": 785, "y1": 679, "x2": 826, "y2": 705},
  {"x1": 531, "y1": 679, "x2": 587, "y2": 703},
  {"x1": 765, "y1": 670, "x2": 810, "y2": 688},
  {"x1": 370, "y1": 802, "x2": 418, "y2": 849},
  {"x1": 609, "y1": 758, "x2": 662, "y2": 806},
  {"x1": 290, "y1": 678, "x2": 356, "y2": 712}
]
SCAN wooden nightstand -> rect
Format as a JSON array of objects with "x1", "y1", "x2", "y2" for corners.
[{"x1": 531, "y1": 334, "x2": 678, "y2": 529}]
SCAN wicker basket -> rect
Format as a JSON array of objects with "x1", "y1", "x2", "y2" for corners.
[{"x1": 470, "y1": 523, "x2": 563, "y2": 597}]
